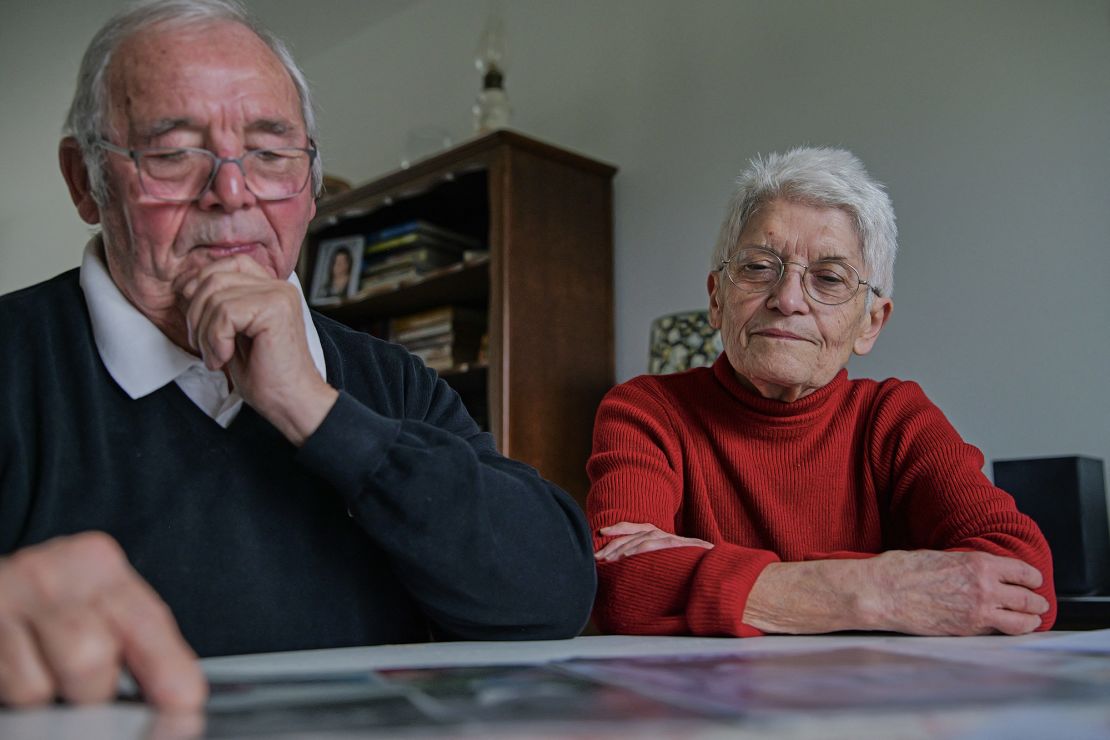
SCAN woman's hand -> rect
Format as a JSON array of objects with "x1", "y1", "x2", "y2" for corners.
[{"x1": 594, "y1": 522, "x2": 714, "y2": 562}]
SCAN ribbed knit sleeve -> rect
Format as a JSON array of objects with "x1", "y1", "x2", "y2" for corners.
[
  {"x1": 868, "y1": 381, "x2": 1056, "y2": 630},
  {"x1": 587, "y1": 379, "x2": 779, "y2": 636}
]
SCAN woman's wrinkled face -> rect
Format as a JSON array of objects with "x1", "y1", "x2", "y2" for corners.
[{"x1": 708, "y1": 199, "x2": 892, "y2": 402}]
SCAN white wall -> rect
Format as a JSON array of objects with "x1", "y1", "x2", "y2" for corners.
[{"x1": 2, "y1": 0, "x2": 1108, "y2": 477}]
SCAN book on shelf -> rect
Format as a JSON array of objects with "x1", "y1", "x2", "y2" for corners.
[
  {"x1": 354, "y1": 251, "x2": 467, "y2": 298},
  {"x1": 400, "y1": 328, "x2": 484, "y2": 351},
  {"x1": 372, "y1": 246, "x2": 459, "y2": 272},
  {"x1": 345, "y1": 222, "x2": 488, "y2": 299},
  {"x1": 366, "y1": 220, "x2": 482, "y2": 251},
  {"x1": 364, "y1": 231, "x2": 465, "y2": 258},
  {"x1": 390, "y1": 306, "x2": 486, "y2": 337},
  {"x1": 355, "y1": 265, "x2": 417, "y2": 296},
  {"x1": 410, "y1": 346, "x2": 464, "y2": 371},
  {"x1": 362, "y1": 222, "x2": 479, "y2": 265},
  {"x1": 389, "y1": 306, "x2": 487, "y2": 372}
]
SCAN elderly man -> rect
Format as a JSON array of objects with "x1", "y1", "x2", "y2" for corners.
[
  {"x1": 589, "y1": 147, "x2": 1055, "y2": 638},
  {"x1": 0, "y1": 0, "x2": 595, "y2": 709}
]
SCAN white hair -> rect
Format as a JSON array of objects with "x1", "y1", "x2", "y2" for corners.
[
  {"x1": 711, "y1": 147, "x2": 897, "y2": 298},
  {"x1": 63, "y1": 0, "x2": 323, "y2": 206}
]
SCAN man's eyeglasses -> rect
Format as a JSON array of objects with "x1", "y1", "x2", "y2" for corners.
[
  {"x1": 718, "y1": 247, "x2": 881, "y2": 306},
  {"x1": 97, "y1": 140, "x2": 317, "y2": 203}
]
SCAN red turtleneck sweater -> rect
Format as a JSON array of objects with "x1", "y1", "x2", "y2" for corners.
[{"x1": 587, "y1": 356, "x2": 1056, "y2": 636}]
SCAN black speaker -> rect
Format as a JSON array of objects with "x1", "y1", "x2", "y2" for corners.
[{"x1": 992, "y1": 456, "x2": 1108, "y2": 596}]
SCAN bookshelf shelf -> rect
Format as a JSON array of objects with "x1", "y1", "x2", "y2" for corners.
[
  {"x1": 323, "y1": 257, "x2": 490, "y2": 325},
  {"x1": 298, "y1": 130, "x2": 615, "y2": 507}
]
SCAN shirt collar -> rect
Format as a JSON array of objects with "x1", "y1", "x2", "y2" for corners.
[{"x1": 79, "y1": 235, "x2": 326, "y2": 399}]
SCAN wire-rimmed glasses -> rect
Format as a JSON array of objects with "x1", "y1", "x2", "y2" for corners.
[
  {"x1": 719, "y1": 247, "x2": 881, "y2": 306},
  {"x1": 98, "y1": 140, "x2": 317, "y2": 203}
]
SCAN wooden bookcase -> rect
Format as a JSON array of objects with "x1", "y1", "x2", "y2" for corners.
[{"x1": 297, "y1": 130, "x2": 616, "y2": 508}]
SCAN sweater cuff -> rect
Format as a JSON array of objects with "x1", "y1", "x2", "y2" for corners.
[
  {"x1": 297, "y1": 390, "x2": 402, "y2": 496},
  {"x1": 687, "y1": 546, "x2": 780, "y2": 637}
]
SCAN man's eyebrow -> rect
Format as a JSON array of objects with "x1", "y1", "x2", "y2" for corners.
[
  {"x1": 132, "y1": 118, "x2": 195, "y2": 141},
  {"x1": 127, "y1": 118, "x2": 301, "y2": 142},
  {"x1": 247, "y1": 119, "x2": 299, "y2": 136}
]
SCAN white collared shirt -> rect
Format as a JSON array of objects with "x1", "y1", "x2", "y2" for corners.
[{"x1": 78, "y1": 237, "x2": 327, "y2": 428}]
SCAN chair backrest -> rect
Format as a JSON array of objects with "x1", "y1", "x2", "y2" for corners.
[{"x1": 648, "y1": 310, "x2": 722, "y2": 374}]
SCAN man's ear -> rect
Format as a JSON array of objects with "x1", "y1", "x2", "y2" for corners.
[
  {"x1": 707, "y1": 271, "x2": 724, "y2": 329},
  {"x1": 853, "y1": 296, "x2": 893, "y2": 356},
  {"x1": 59, "y1": 137, "x2": 101, "y2": 225}
]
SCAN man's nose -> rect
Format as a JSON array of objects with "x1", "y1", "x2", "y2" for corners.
[{"x1": 198, "y1": 157, "x2": 257, "y2": 210}]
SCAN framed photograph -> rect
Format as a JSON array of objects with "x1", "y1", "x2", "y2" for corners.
[{"x1": 309, "y1": 235, "x2": 364, "y2": 306}]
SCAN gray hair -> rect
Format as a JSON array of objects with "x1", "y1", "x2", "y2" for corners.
[
  {"x1": 63, "y1": 0, "x2": 323, "y2": 207},
  {"x1": 711, "y1": 147, "x2": 897, "y2": 298}
]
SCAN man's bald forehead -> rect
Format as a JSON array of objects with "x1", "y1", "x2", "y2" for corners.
[{"x1": 104, "y1": 20, "x2": 303, "y2": 141}]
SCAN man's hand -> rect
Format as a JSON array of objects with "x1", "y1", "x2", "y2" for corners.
[
  {"x1": 0, "y1": 532, "x2": 206, "y2": 708},
  {"x1": 743, "y1": 549, "x2": 1049, "y2": 636},
  {"x1": 865, "y1": 549, "x2": 1049, "y2": 636},
  {"x1": 594, "y1": 522, "x2": 714, "y2": 562},
  {"x1": 176, "y1": 256, "x2": 338, "y2": 445}
]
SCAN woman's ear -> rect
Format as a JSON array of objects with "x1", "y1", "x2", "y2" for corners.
[
  {"x1": 707, "y1": 271, "x2": 724, "y2": 329},
  {"x1": 853, "y1": 296, "x2": 893, "y2": 356},
  {"x1": 59, "y1": 137, "x2": 101, "y2": 225}
]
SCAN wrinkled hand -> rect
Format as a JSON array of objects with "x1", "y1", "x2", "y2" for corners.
[
  {"x1": 866, "y1": 549, "x2": 1049, "y2": 636},
  {"x1": 594, "y1": 522, "x2": 714, "y2": 562},
  {"x1": 176, "y1": 256, "x2": 337, "y2": 445},
  {"x1": 0, "y1": 532, "x2": 206, "y2": 708}
]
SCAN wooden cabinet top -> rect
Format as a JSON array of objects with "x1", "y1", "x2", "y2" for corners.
[{"x1": 309, "y1": 130, "x2": 617, "y2": 234}]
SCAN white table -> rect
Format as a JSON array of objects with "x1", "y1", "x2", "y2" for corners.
[{"x1": 3, "y1": 632, "x2": 1109, "y2": 739}]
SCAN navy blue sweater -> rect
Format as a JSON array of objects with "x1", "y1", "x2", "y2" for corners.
[{"x1": 0, "y1": 269, "x2": 596, "y2": 656}]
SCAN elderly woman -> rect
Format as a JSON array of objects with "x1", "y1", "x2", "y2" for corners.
[{"x1": 589, "y1": 147, "x2": 1055, "y2": 637}]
